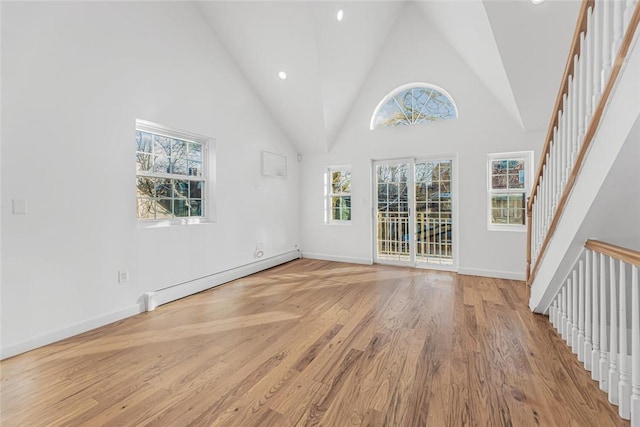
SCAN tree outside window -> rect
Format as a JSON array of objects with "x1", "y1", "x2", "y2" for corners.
[
  {"x1": 488, "y1": 152, "x2": 532, "y2": 231},
  {"x1": 136, "y1": 120, "x2": 210, "y2": 222},
  {"x1": 327, "y1": 167, "x2": 351, "y2": 223}
]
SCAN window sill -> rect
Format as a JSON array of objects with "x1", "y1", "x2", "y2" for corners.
[
  {"x1": 326, "y1": 221, "x2": 352, "y2": 226},
  {"x1": 488, "y1": 224, "x2": 526, "y2": 232},
  {"x1": 137, "y1": 218, "x2": 214, "y2": 229}
]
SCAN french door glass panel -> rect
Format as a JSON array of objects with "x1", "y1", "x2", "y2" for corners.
[
  {"x1": 376, "y1": 161, "x2": 412, "y2": 263},
  {"x1": 414, "y1": 160, "x2": 453, "y2": 265},
  {"x1": 375, "y1": 158, "x2": 453, "y2": 266}
]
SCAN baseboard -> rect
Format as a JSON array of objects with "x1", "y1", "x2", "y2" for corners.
[
  {"x1": 1, "y1": 303, "x2": 144, "y2": 360},
  {"x1": 145, "y1": 250, "x2": 301, "y2": 311},
  {"x1": 301, "y1": 252, "x2": 373, "y2": 265},
  {"x1": 458, "y1": 267, "x2": 526, "y2": 281},
  {"x1": 1, "y1": 250, "x2": 301, "y2": 360}
]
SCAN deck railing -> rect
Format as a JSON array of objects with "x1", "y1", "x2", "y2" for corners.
[
  {"x1": 549, "y1": 240, "x2": 640, "y2": 423},
  {"x1": 527, "y1": 0, "x2": 640, "y2": 285},
  {"x1": 376, "y1": 212, "x2": 452, "y2": 261}
]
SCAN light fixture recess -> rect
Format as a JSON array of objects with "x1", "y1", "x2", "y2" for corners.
[
  {"x1": 531, "y1": 0, "x2": 545, "y2": 4},
  {"x1": 278, "y1": 71, "x2": 287, "y2": 80},
  {"x1": 337, "y1": 9, "x2": 344, "y2": 22}
]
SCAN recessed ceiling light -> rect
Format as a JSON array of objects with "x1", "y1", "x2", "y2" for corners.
[
  {"x1": 531, "y1": 0, "x2": 544, "y2": 4},
  {"x1": 337, "y1": 9, "x2": 344, "y2": 22},
  {"x1": 278, "y1": 71, "x2": 287, "y2": 80}
]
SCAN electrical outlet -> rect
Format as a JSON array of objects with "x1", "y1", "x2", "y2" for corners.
[{"x1": 118, "y1": 270, "x2": 129, "y2": 283}]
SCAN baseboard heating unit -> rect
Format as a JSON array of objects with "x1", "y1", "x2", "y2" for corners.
[{"x1": 144, "y1": 249, "x2": 300, "y2": 311}]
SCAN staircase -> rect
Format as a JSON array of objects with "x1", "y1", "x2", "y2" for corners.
[{"x1": 526, "y1": 0, "x2": 640, "y2": 424}]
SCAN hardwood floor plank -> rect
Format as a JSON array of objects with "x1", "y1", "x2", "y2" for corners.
[{"x1": 0, "y1": 260, "x2": 629, "y2": 426}]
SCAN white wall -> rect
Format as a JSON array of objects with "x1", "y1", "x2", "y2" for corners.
[
  {"x1": 300, "y1": 3, "x2": 544, "y2": 278},
  {"x1": 1, "y1": 2, "x2": 300, "y2": 357}
]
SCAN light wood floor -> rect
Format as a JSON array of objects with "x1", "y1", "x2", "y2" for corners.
[{"x1": 0, "y1": 259, "x2": 629, "y2": 426}]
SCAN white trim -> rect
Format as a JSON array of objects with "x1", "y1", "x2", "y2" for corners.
[
  {"x1": 325, "y1": 165, "x2": 352, "y2": 224},
  {"x1": 1, "y1": 250, "x2": 300, "y2": 359},
  {"x1": 135, "y1": 118, "x2": 215, "y2": 225},
  {"x1": 458, "y1": 267, "x2": 526, "y2": 281},
  {"x1": 486, "y1": 151, "x2": 533, "y2": 231},
  {"x1": 1, "y1": 304, "x2": 144, "y2": 360},
  {"x1": 145, "y1": 250, "x2": 301, "y2": 311},
  {"x1": 302, "y1": 252, "x2": 373, "y2": 265}
]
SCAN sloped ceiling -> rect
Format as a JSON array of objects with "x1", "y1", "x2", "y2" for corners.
[{"x1": 197, "y1": 0, "x2": 581, "y2": 154}]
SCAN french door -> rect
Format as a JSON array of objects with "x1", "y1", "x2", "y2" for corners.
[{"x1": 373, "y1": 157, "x2": 455, "y2": 268}]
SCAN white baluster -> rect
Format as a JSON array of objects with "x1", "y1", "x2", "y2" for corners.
[
  {"x1": 567, "y1": 278, "x2": 574, "y2": 343},
  {"x1": 533, "y1": 198, "x2": 537, "y2": 259},
  {"x1": 585, "y1": 7, "x2": 594, "y2": 124},
  {"x1": 610, "y1": 256, "x2": 620, "y2": 404},
  {"x1": 573, "y1": 269, "x2": 580, "y2": 351},
  {"x1": 551, "y1": 141, "x2": 557, "y2": 212},
  {"x1": 620, "y1": 260, "x2": 630, "y2": 419},
  {"x1": 538, "y1": 192, "x2": 542, "y2": 250},
  {"x1": 546, "y1": 153, "x2": 551, "y2": 225},
  {"x1": 556, "y1": 140, "x2": 561, "y2": 213},
  {"x1": 585, "y1": 253, "x2": 593, "y2": 371},
  {"x1": 539, "y1": 179, "x2": 543, "y2": 237},
  {"x1": 631, "y1": 265, "x2": 640, "y2": 425},
  {"x1": 554, "y1": 127, "x2": 560, "y2": 205},
  {"x1": 572, "y1": 67, "x2": 580, "y2": 167},
  {"x1": 541, "y1": 175, "x2": 546, "y2": 235},
  {"x1": 543, "y1": 160, "x2": 551, "y2": 229},
  {"x1": 557, "y1": 293, "x2": 563, "y2": 330},
  {"x1": 591, "y1": 250, "x2": 600, "y2": 379},
  {"x1": 556, "y1": 287, "x2": 561, "y2": 331},
  {"x1": 602, "y1": 0, "x2": 613, "y2": 84},
  {"x1": 532, "y1": 196, "x2": 537, "y2": 259},
  {"x1": 613, "y1": 0, "x2": 624, "y2": 58},
  {"x1": 563, "y1": 284, "x2": 568, "y2": 339},
  {"x1": 578, "y1": 33, "x2": 586, "y2": 146},
  {"x1": 593, "y1": 0, "x2": 603, "y2": 108},
  {"x1": 579, "y1": 259, "x2": 586, "y2": 362},
  {"x1": 543, "y1": 160, "x2": 548, "y2": 230},
  {"x1": 563, "y1": 94, "x2": 570, "y2": 187},
  {"x1": 600, "y1": 252, "x2": 610, "y2": 392}
]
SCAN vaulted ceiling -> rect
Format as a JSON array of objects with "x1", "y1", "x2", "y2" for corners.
[{"x1": 197, "y1": 0, "x2": 581, "y2": 154}]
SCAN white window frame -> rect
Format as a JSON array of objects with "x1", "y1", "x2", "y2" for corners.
[
  {"x1": 135, "y1": 119, "x2": 214, "y2": 226},
  {"x1": 369, "y1": 82, "x2": 458, "y2": 130},
  {"x1": 325, "y1": 166, "x2": 352, "y2": 225},
  {"x1": 487, "y1": 151, "x2": 533, "y2": 232}
]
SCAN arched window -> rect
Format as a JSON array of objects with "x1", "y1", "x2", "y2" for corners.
[{"x1": 370, "y1": 83, "x2": 458, "y2": 130}]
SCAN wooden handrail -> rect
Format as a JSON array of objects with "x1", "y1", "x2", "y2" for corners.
[
  {"x1": 527, "y1": 0, "x2": 640, "y2": 286},
  {"x1": 527, "y1": 0, "x2": 594, "y2": 213},
  {"x1": 585, "y1": 239, "x2": 640, "y2": 267}
]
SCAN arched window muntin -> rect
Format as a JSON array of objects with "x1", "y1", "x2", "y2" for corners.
[{"x1": 370, "y1": 82, "x2": 458, "y2": 130}]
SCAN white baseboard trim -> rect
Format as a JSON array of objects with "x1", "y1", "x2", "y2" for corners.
[
  {"x1": 301, "y1": 252, "x2": 373, "y2": 265},
  {"x1": 1, "y1": 303, "x2": 144, "y2": 360},
  {"x1": 458, "y1": 267, "x2": 525, "y2": 281},
  {"x1": 145, "y1": 250, "x2": 301, "y2": 311},
  {"x1": 1, "y1": 250, "x2": 300, "y2": 360}
]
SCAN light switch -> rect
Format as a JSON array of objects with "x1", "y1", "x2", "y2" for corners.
[{"x1": 12, "y1": 199, "x2": 27, "y2": 215}]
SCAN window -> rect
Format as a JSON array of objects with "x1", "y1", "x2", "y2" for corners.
[
  {"x1": 135, "y1": 119, "x2": 211, "y2": 223},
  {"x1": 370, "y1": 82, "x2": 457, "y2": 130},
  {"x1": 487, "y1": 152, "x2": 533, "y2": 231},
  {"x1": 326, "y1": 167, "x2": 351, "y2": 223}
]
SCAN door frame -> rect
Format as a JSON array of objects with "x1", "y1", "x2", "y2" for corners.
[{"x1": 370, "y1": 154, "x2": 459, "y2": 271}]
